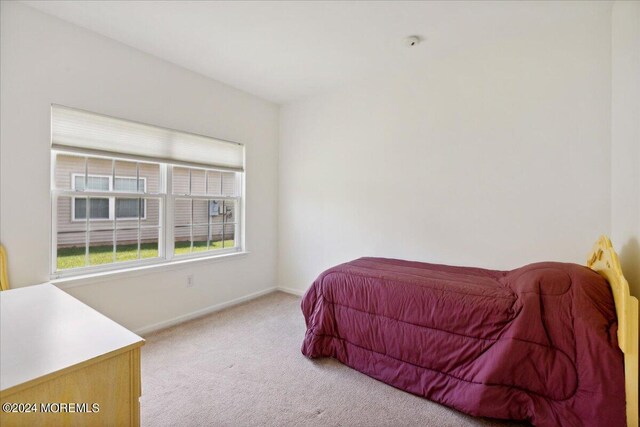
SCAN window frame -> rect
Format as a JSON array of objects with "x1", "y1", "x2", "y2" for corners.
[
  {"x1": 70, "y1": 173, "x2": 148, "y2": 221},
  {"x1": 51, "y1": 150, "x2": 245, "y2": 279}
]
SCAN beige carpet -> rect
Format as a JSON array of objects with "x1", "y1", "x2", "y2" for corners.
[{"x1": 141, "y1": 292, "x2": 528, "y2": 427}]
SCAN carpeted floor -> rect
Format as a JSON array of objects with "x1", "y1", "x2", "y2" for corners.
[{"x1": 141, "y1": 292, "x2": 528, "y2": 427}]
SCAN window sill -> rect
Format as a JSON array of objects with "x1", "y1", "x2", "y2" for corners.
[{"x1": 51, "y1": 251, "x2": 250, "y2": 290}]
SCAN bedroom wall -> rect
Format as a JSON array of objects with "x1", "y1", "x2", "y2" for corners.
[
  {"x1": 0, "y1": 2, "x2": 279, "y2": 332},
  {"x1": 611, "y1": 0, "x2": 640, "y2": 298},
  {"x1": 278, "y1": 8, "x2": 612, "y2": 293}
]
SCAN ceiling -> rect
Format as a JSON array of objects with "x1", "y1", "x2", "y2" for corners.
[{"x1": 22, "y1": 1, "x2": 611, "y2": 104}]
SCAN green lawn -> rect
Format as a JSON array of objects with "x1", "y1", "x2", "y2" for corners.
[
  {"x1": 176, "y1": 239, "x2": 235, "y2": 255},
  {"x1": 57, "y1": 240, "x2": 235, "y2": 270}
]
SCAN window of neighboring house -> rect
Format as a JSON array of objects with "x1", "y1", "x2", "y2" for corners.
[
  {"x1": 71, "y1": 174, "x2": 147, "y2": 221},
  {"x1": 51, "y1": 105, "x2": 245, "y2": 278}
]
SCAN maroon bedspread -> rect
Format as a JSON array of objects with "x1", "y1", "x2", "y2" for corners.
[{"x1": 301, "y1": 257, "x2": 625, "y2": 426}]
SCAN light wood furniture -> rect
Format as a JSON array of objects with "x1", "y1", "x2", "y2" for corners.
[
  {"x1": 587, "y1": 236, "x2": 639, "y2": 427},
  {"x1": 0, "y1": 284, "x2": 144, "y2": 426},
  {"x1": 0, "y1": 244, "x2": 9, "y2": 291}
]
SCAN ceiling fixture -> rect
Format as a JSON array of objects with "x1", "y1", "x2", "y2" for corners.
[{"x1": 404, "y1": 36, "x2": 421, "y2": 47}]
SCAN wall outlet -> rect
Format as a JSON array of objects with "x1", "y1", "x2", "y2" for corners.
[{"x1": 186, "y1": 274, "x2": 194, "y2": 287}]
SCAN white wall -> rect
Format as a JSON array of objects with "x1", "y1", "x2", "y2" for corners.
[
  {"x1": 279, "y1": 9, "x2": 612, "y2": 293},
  {"x1": 0, "y1": 2, "x2": 279, "y2": 332},
  {"x1": 611, "y1": 0, "x2": 640, "y2": 298}
]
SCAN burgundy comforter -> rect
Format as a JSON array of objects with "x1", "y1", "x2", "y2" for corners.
[{"x1": 301, "y1": 257, "x2": 625, "y2": 426}]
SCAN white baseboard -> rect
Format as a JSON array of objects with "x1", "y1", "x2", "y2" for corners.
[
  {"x1": 276, "y1": 286, "x2": 305, "y2": 296},
  {"x1": 134, "y1": 286, "x2": 277, "y2": 336}
]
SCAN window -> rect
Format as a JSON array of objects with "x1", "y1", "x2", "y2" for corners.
[
  {"x1": 71, "y1": 174, "x2": 147, "y2": 221},
  {"x1": 51, "y1": 105, "x2": 244, "y2": 277},
  {"x1": 171, "y1": 167, "x2": 240, "y2": 256}
]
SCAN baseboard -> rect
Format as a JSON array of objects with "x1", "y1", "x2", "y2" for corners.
[
  {"x1": 276, "y1": 286, "x2": 305, "y2": 296},
  {"x1": 134, "y1": 286, "x2": 277, "y2": 336}
]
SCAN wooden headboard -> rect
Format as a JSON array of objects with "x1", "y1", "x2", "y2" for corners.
[{"x1": 587, "y1": 235, "x2": 638, "y2": 427}]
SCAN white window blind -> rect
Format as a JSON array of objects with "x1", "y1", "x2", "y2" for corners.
[{"x1": 51, "y1": 105, "x2": 244, "y2": 171}]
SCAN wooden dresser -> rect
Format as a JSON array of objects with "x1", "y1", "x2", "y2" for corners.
[{"x1": 0, "y1": 284, "x2": 144, "y2": 426}]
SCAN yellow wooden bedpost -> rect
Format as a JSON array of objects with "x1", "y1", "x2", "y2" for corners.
[
  {"x1": 587, "y1": 236, "x2": 638, "y2": 427},
  {"x1": 0, "y1": 245, "x2": 9, "y2": 291}
]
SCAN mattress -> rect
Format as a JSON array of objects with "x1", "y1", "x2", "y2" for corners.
[{"x1": 301, "y1": 257, "x2": 626, "y2": 426}]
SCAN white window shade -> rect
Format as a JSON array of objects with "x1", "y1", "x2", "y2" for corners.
[{"x1": 51, "y1": 105, "x2": 244, "y2": 171}]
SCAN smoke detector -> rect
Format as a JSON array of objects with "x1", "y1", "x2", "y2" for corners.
[{"x1": 404, "y1": 36, "x2": 421, "y2": 47}]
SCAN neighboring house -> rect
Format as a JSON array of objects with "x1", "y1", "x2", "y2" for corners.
[{"x1": 55, "y1": 154, "x2": 236, "y2": 248}]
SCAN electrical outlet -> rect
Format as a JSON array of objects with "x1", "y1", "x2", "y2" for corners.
[{"x1": 186, "y1": 274, "x2": 194, "y2": 287}]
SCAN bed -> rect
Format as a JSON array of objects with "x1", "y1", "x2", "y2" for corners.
[{"x1": 301, "y1": 236, "x2": 638, "y2": 427}]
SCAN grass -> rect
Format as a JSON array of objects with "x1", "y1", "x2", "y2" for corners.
[
  {"x1": 174, "y1": 239, "x2": 235, "y2": 255},
  {"x1": 57, "y1": 239, "x2": 235, "y2": 270}
]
